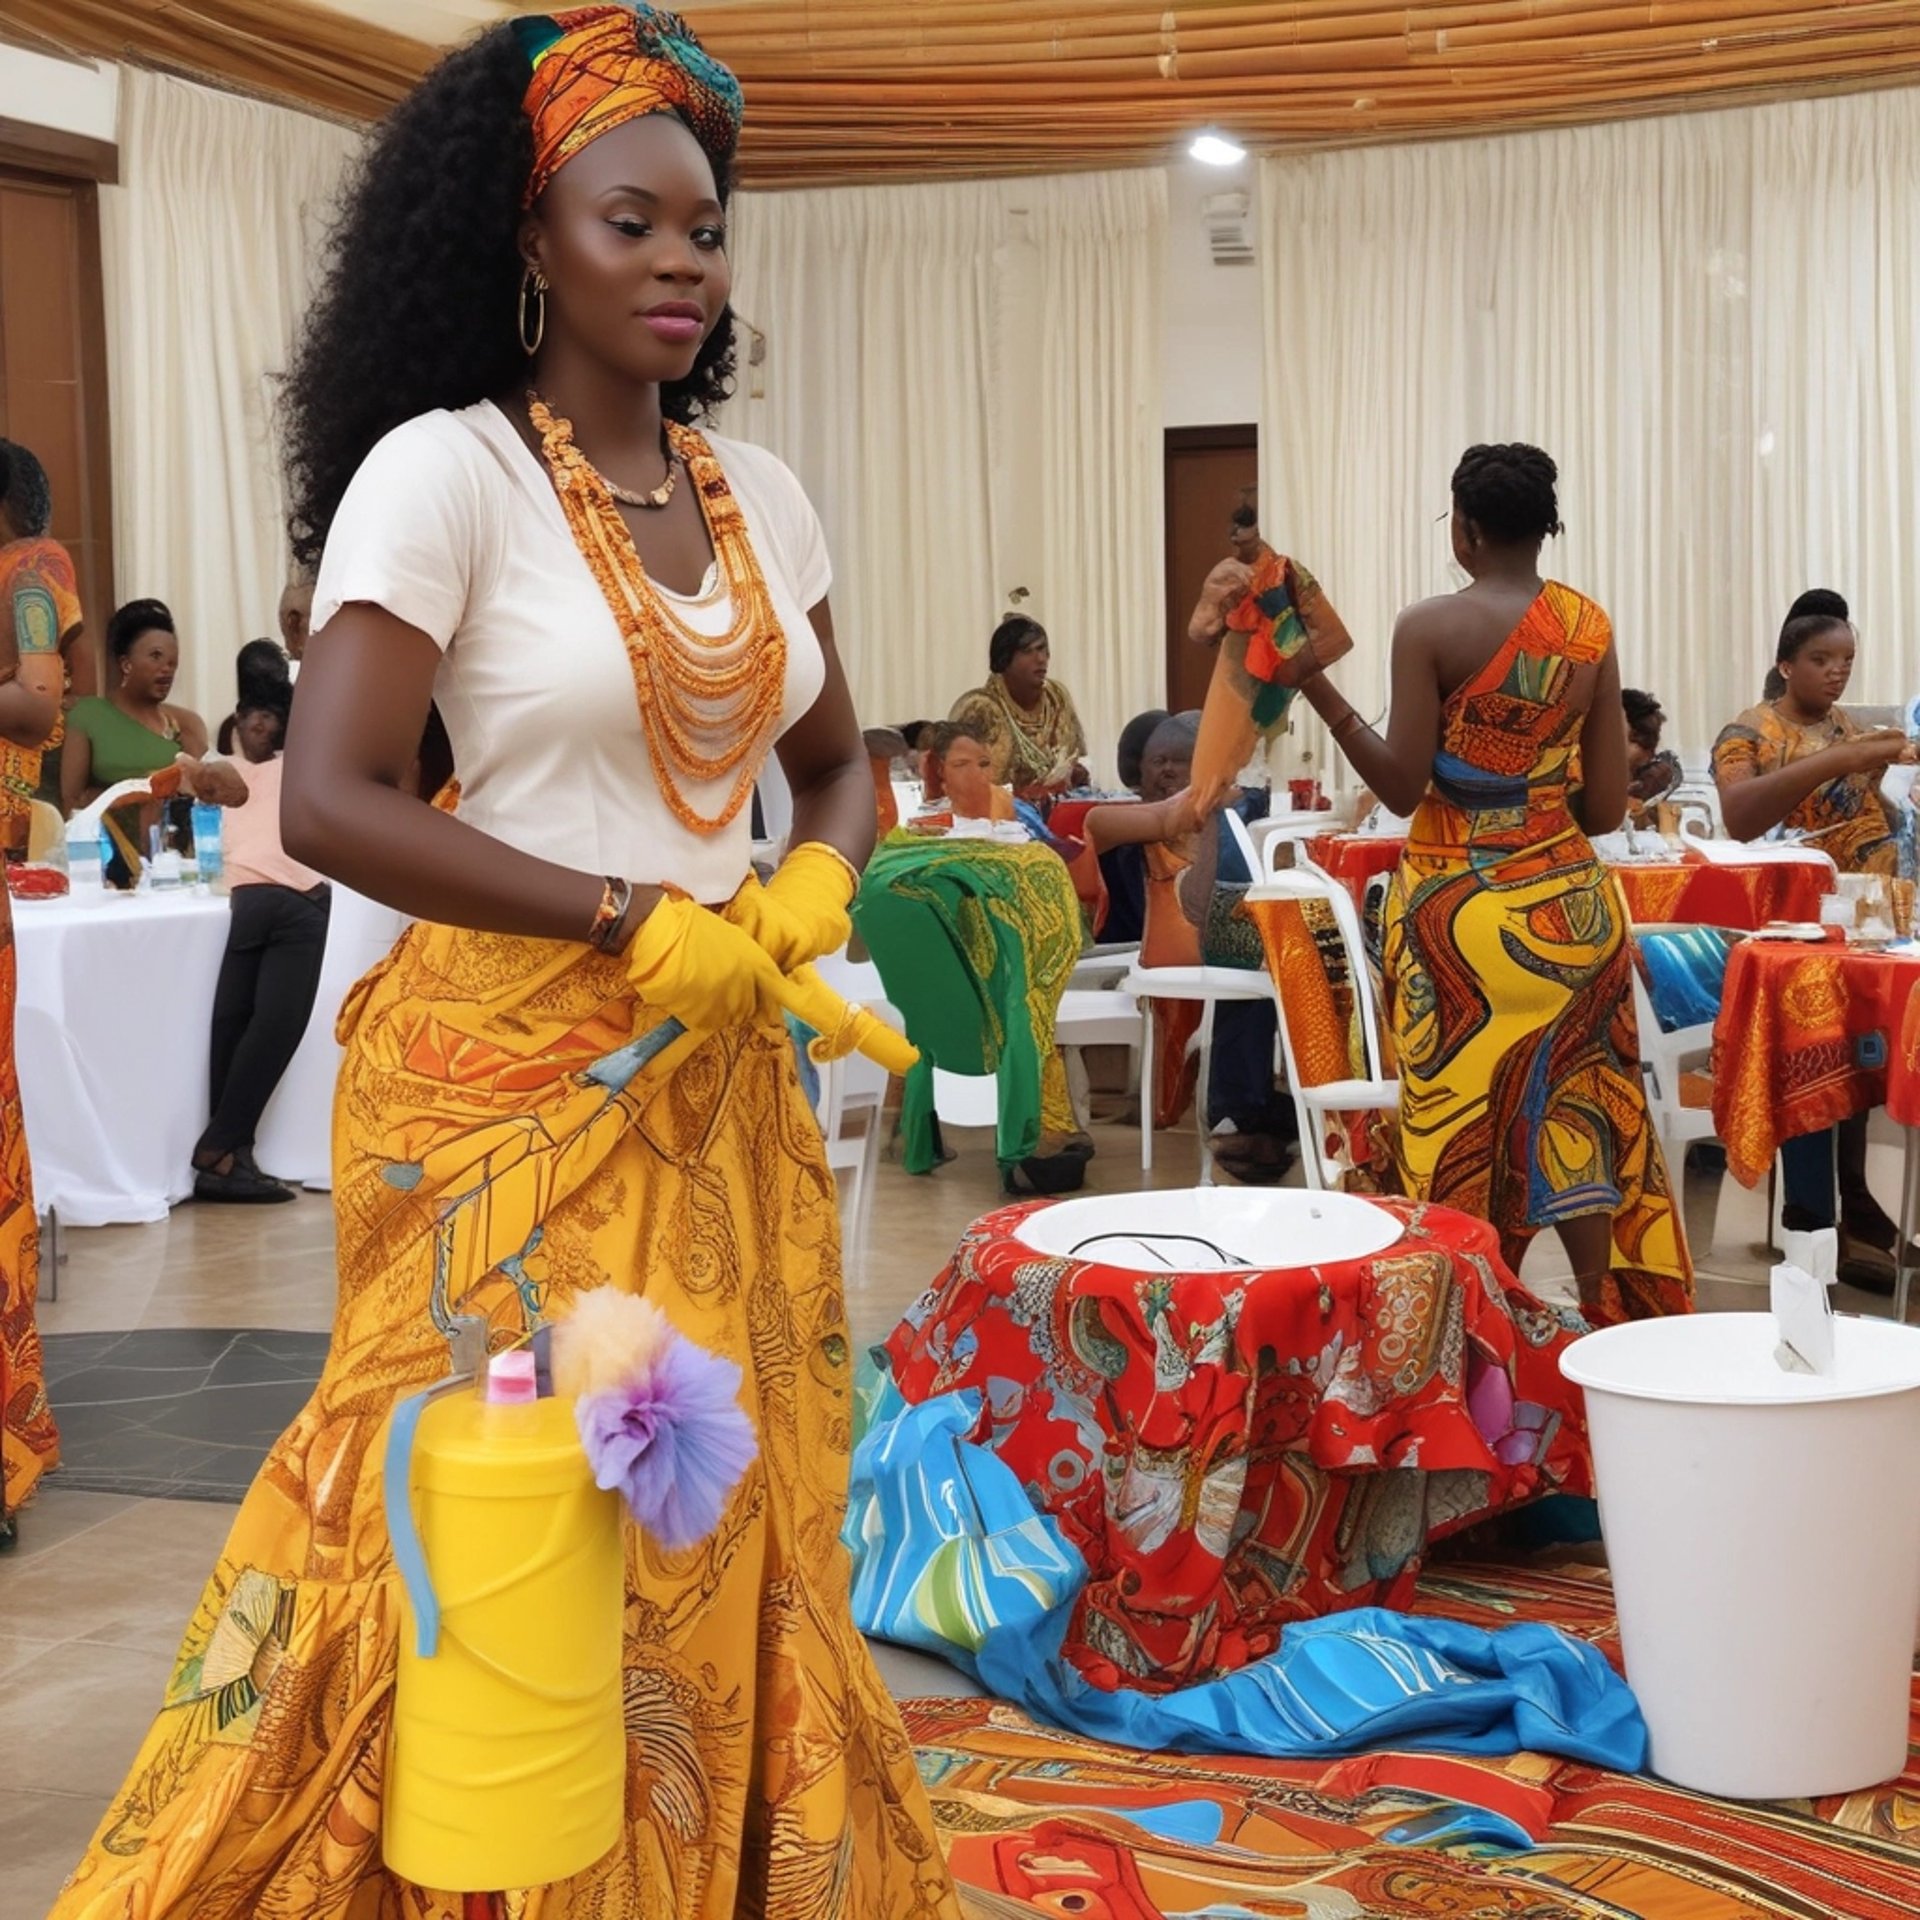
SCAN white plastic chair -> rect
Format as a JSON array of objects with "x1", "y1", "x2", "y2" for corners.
[
  {"x1": 1239, "y1": 813, "x2": 1398, "y2": 1190},
  {"x1": 1055, "y1": 983, "x2": 1142, "y2": 1125},
  {"x1": 1626, "y1": 930, "x2": 1726, "y2": 1186}
]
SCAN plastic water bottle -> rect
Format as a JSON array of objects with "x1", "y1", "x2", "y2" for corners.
[
  {"x1": 98, "y1": 825, "x2": 122, "y2": 891},
  {"x1": 67, "y1": 823, "x2": 101, "y2": 889},
  {"x1": 147, "y1": 824, "x2": 182, "y2": 891},
  {"x1": 191, "y1": 802, "x2": 224, "y2": 892}
]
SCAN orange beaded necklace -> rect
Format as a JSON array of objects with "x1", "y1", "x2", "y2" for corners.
[{"x1": 529, "y1": 392, "x2": 786, "y2": 835}]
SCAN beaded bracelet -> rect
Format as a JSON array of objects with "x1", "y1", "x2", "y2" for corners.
[{"x1": 586, "y1": 875, "x2": 634, "y2": 954}]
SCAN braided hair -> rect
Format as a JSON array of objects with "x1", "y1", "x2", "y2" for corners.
[
  {"x1": 0, "y1": 439, "x2": 53, "y2": 538},
  {"x1": 1450, "y1": 443, "x2": 1563, "y2": 545},
  {"x1": 1765, "y1": 589, "x2": 1851, "y2": 700}
]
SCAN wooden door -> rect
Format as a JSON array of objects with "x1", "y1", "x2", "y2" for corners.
[
  {"x1": 1164, "y1": 425, "x2": 1256, "y2": 716},
  {"x1": 0, "y1": 159, "x2": 115, "y2": 692}
]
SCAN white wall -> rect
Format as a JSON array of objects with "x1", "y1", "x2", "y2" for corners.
[
  {"x1": 0, "y1": 48, "x2": 118, "y2": 144},
  {"x1": 1162, "y1": 157, "x2": 1262, "y2": 429}
]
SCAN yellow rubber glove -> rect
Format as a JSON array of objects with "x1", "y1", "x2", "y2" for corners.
[
  {"x1": 724, "y1": 841, "x2": 860, "y2": 973},
  {"x1": 626, "y1": 894, "x2": 801, "y2": 1034}
]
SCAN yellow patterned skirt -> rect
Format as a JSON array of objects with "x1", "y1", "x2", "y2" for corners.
[
  {"x1": 52, "y1": 921, "x2": 960, "y2": 1919},
  {"x1": 1384, "y1": 845, "x2": 1693, "y2": 1325}
]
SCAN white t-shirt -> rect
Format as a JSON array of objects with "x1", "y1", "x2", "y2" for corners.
[{"x1": 312, "y1": 400, "x2": 829, "y2": 903}]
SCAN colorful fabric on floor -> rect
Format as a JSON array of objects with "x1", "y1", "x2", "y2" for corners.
[
  {"x1": 908, "y1": 1553, "x2": 1920, "y2": 1920},
  {"x1": 0, "y1": 886, "x2": 55, "y2": 1528},
  {"x1": 1384, "y1": 583, "x2": 1694, "y2": 1325},
  {"x1": 53, "y1": 921, "x2": 958, "y2": 1919},
  {"x1": 846, "y1": 1383, "x2": 1643, "y2": 1769},
  {"x1": 853, "y1": 833, "x2": 1080, "y2": 1172},
  {"x1": 877, "y1": 1195, "x2": 1591, "y2": 1690}
]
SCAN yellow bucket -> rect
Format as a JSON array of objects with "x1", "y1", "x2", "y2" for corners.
[{"x1": 382, "y1": 1384, "x2": 624, "y2": 1891}]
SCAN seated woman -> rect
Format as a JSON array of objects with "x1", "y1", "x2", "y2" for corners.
[
  {"x1": 1085, "y1": 713, "x2": 1291, "y2": 1181},
  {"x1": 920, "y1": 719, "x2": 1015, "y2": 821},
  {"x1": 1290, "y1": 442, "x2": 1690, "y2": 1323},
  {"x1": 1623, "y1": 687, "x2": 1683, "y2": 825},
  {"x1": 1713, "y1": 591, "x2": 1917, "y2": 1284},
  {"x1": 63, "y1": 599, "x2": 209, "y2": 875},
  {"x1": 949, "y1": 615, "x2": 1089, "y2": 801},
  {"x1": 179, "y1": 678, "x2": 330, "y2": 1203}
]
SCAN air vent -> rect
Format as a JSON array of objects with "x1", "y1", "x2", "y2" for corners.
[{"x1": 1201, "y1": 189, "x2": 1253, "y2": 266}]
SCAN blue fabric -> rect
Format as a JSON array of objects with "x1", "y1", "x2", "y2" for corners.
[
  {"x1": 844, "y1": 1383, "x2": 1648, "y2": 1773},
  {"x1": 1635, "y1": 926, "x2": 1736, "y2": 1033}
]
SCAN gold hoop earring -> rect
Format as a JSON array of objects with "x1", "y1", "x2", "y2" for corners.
[{"x1": 518, "y1": 268, "x2": 548, "y2": 356}]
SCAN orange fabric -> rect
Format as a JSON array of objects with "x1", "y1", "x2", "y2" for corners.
[
  {"x1": 1712, "y1": 935, "x2": 1920, "y2": 1184},
  {"x1": 521, "y1": 6, "x2": 741, "y2": 206},
  {"x1": 0, "y1": 888, "x2": 56, "y2": 1525},
  {"x1": 1308, "y1": 832, "x2": 1832, "y2": 932}
]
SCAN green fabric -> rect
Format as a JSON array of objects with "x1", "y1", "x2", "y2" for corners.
[
  {"x1": 852, "y1": 834, "x2": 1079, "y2": 1176},
  {"x1": 67, "y1": 697, "x2": 180, "y2": 785}
]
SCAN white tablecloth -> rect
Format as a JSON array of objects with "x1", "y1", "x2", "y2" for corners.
[{"x1": 13, "y1": 885, "x2": 406, "y2": 1225}]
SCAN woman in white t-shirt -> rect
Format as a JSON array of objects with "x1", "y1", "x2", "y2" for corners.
[{"x1": 55, "y1": 11, "x2": 959, "y2": 1920}]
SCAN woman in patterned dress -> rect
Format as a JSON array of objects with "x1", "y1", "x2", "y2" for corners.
[
  {"x1": 51, "y1": 9, "x2": 959, "y2": 1917},
  {"x1": 1289, "y1": 444, "x2": 1692, "y2": 1323}
]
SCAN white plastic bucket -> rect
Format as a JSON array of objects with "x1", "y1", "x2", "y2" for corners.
[{"x1": 1561, "y1": 1313, "x2": 1920, "y2": 1798}]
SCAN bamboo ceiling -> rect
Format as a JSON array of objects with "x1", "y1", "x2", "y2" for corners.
[{"x1": 4, "y1": 1, "x2": 1920, "y2": 184}]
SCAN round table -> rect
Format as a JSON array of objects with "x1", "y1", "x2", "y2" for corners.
[
  {"x1": 13, "y1": 889, "x2": 232, "y2": 1224},
  {"x1": 1710, "y1": 933, "x2": 1920, "y2": 1187},
  {"x1": 883, "y1": 1187, "x2": 1591, "y2": 1691},
  {"x1": 13, "y1": 884, "x2": 407, "y2": 1223}
]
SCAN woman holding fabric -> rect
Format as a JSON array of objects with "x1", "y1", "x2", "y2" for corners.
[
  {"x1": 1278, "y1": 443, "x2": 1692, "y2": 1324},
  {"x1": 1712, "y1": 591, "x2": 1918, "y2": 1281},
  {"x1": 949, "y1": 614, "x2": 1089, "y2": 798},
  {"x1": 54, "y1": 10, "x2": 958, "y2": 1917}
]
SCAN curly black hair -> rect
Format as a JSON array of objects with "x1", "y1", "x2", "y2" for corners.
[
  {"x1": 1451, "y1": 443, "x2": 1563, "y2": 545},
  {"x1": 0, "y1": 438, "x2": 52, "y2": 538},
  {"x1": 989, "y1": 615, "x2": 1047, "y2": 676},
  {"x1": 105, "y1": 598, "x2": 175, "y2": 661},
  {"x1": 281, "y1": 23, "x2": 737, "y2": 573}
]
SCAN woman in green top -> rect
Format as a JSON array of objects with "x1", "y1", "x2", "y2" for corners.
[{"x1": 62, "y1": 598, "x2": 209, "y2": 812}]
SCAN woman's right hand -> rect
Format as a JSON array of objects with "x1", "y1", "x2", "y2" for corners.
[
  {"x1": 1847, "y1": 729, "x2": 1917, "y2": 775},
  {"x1": 625, "y1": 893, "x2": 802, "y2": 1034}
]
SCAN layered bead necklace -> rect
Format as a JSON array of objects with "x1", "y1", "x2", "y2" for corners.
[{"x1": 528, "y1": 391, "x2": 786, "y2": 834}]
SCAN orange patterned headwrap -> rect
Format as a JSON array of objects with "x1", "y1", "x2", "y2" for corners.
[{"x1": 516, "y1": 4, "x2": 743, "y2": 207}]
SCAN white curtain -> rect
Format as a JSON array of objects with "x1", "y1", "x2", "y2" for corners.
[
  {"x1": 1027, "y1": 169, "x2": 1168, "y2": 773},
  {"x1": 724, "y1": 179, "x2": 1007, "y2": 739},
  {"x1": 1260, "y1": 86, "x2": 1920, "y2": 773},
  {"x1": 726, "y1": 169, "x2": 1166, "y2": 774},
  {"x1": 102, "y1": 72, "x2": 357, "y2": 724}
]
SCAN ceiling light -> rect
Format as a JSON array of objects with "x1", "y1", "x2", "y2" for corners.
[{"x1": 1189, "y1": 132, "x2": 1246, "y2": 167}]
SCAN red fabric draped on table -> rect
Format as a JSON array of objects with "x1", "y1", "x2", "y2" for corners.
[
  {"x1": 884, "y1": 1195, "x2": 1590, "y2": 1692},
  {"x1": 1712, "y1": 934, "x2": 1920, "y2": 1185},
  {"x1": 1306, "y1": 833, "x2": 1831, "y2": 930},
  {"x1": 1890, "y1": 978, "x2": 1920, "y2": 1129}
]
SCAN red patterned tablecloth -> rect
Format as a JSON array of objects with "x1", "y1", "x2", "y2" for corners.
[
  {"x1": 1305, "y1": 834, "x2": 1831, "y2": 929},
  {"x1": 1712, "y1": 934, "x2": 1920, "y2": 1184},
  {"x1": 1888, "y1": 978, "x2": 1920, "y2": 1129},
  {"x1": 884, "y1": 1194, "x2": 1590, "y2": 1692}
]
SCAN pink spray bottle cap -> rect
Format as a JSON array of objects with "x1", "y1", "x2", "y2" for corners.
[{"x1": 485, "y1": 1348, "x2": 539, "y2": 1405}]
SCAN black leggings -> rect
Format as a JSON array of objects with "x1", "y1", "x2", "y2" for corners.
[{"x1": 195, "y1": 883, "x2": 331, "y2": 1160}]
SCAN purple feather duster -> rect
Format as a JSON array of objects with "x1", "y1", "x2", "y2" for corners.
[{"x1": 574, "y1": 1335, "x2": 758, "y2": 1550}]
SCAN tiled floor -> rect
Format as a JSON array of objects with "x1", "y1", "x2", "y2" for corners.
[{"x1": 4, "y1": 1109, "x2": 1905, "y2": 1918}]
